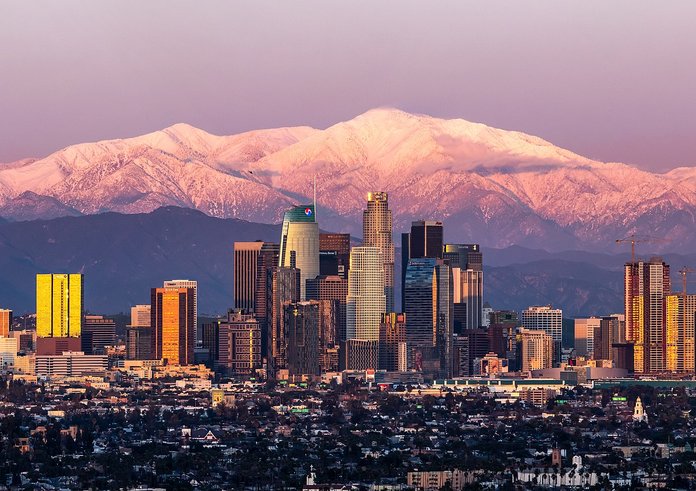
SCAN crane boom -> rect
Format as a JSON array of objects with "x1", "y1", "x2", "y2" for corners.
[{"x1": 615, "y1": 234, "x2": 669, "y2": 263}]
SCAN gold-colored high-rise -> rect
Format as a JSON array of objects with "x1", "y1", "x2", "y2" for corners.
[
  {"x1": 665, "y1": 294, "x2": 696, "y2": 372},
  {"x1": 151, "y1": 287, "x2": 195, "y2": 365},
  {"x1": 36, "y1": 274, "x2": 83, "y2": 338},
  {"x1": 0, "y1": 309, "x2": 12, "y2": 337}
]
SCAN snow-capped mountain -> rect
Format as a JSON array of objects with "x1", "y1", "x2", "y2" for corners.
[{"x1": 1, "y1": 108, "x2": 694, "y2": 251}]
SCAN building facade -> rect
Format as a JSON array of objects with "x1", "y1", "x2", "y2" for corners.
[
  {"x1": 285, "y1": 300, "x2": 337, "y2": 377},
  {"x1": 130, "y1": 305, "x2": 151, "y2": 327},
  {"x1": 379, "y1": 312, "x2": 407, "y2": 372},
  {"x1": 443, "y1": 243, "x2": 483, "y2": 272},
  {"x1": 0, "y1": 337, "x2": 17, "y2": 370},
  {"x1": 233, "y1": 241, "x2": 265, "y2": 312},
  {"x1": 452, "y1": 268, "x2": 484, "y2": 331},
  {"x1": 151, "y1": 287, "x2": 196, "y2": 365},
  {"x1": 522, "y1": 306, "x2": 562, "y2": 364},
  {"x1": 254, "y1": 242, "x2": 280, "y2": 357},
  {"x1": 518, "y1": 328, "x2": 554, "y2": 372},
  {"x1": 488, "y1": 310, "x2": 518, "y2": 360},
  {"x1": 401, "y1": 220, "x2": 443, "y2": 309},
  {"x1": 319, "y1": 233, "x2": 350, "y2": 279},
  {"x1": 36, "y1": 273, "x2": 83, "y2": 338},
  {"x1": 0, "y1": 309, "x2": 11, "y2": 337},
  {"x1": 35, "y1": 351, "x2": 108, "y2": 378},
  {"x1": 126, "y1": 327, "x2": 153, "y2": 360},
  {"x1": 81, "y1": 315, "x2": 116, "y2": 355},
  {"x1": 217, "y1": 310, "x2": 261, "y2": 376},
  {"x1": 346, "y1": 247, "x2": 385, "y2": 370},
  {"x1": 625, "y1": 258, "x2": 671, "y2": 373},
  {"x1": 574, "y1": 317, "x2": 601, "y2": 357},
  {"x1": 593, "y1": 316, "x2": 622, "y2": 362},
  {"x1": 269, "y1": 266, "x2": 301, "y2": 374},
  {"x1": 346, "y1": 247, "x2": 385, "y2": 342},
  {"x1": 306, "y1": 275, "x2": 348, "y2": 344},
  {"x1": 665, "y1": 294, "x2": 696, "y2": 372},
  {"x1": 445, "y1": 243, "x2": 484, "y2": 331},
  {"x1": 403, "y1": 258, "x2": 453, "y2": 378}
]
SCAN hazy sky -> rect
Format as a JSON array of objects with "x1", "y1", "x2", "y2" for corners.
[{"x1": 1, "y1": 1, "x2": 695, "y2": 171}]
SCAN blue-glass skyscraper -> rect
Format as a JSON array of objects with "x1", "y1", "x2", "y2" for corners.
[{"x1": 403, "y1": 258, "x2": 453, "y2": 377}]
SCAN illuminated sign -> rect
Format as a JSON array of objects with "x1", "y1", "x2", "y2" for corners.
[{"x1": 304, "y1": 207, "x2": 313, "y2": 216}]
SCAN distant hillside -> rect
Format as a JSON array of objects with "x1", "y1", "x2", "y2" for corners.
[
  {"x1": 0, "y1": 207, "x2": 279, "y2": 314},
  {"x1": 0, "y1": 207, "x2": 692, "y2": 317}
]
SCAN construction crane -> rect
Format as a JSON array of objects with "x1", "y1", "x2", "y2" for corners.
[
  {"x1": 679, "y1": 267, "x2": 696, "y2": 299},
  {"x1": 615, "y1": 234, "x2": 669, "y2": 263}
]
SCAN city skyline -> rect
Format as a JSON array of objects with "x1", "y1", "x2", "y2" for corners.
[
  {"x1": 3, "y1": 3, "x2": 696, "y2": 489},
  {"x1": 2, "y1": 185, "x2": 696, "y2": 489},
  {"x1": 10, "y1": 192, "x2": 690, "y2": 378}
]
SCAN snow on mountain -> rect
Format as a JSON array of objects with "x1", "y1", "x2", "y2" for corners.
[
  {"x1": 0, "y1": 124, "x2": 316, "y2": 223},
  {"x1": 0, "y1": 108, "x2": 694, "y2": 251}
]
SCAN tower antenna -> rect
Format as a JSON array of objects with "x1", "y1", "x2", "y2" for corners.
[{"x1": 313, "y1": 175, "x2": 317, "y2": 219}]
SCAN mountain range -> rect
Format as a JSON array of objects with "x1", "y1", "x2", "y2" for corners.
[
  {"x1": 1, "y1": 207, "x2": 694, "y2": 317},
  {"x1": 2, "y1": 108, "x2": 695, "y2": 252}
]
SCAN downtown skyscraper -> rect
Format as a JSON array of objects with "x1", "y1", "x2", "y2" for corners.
[
  {"x1": 36, "y1": 274, "x2": 83, "y2": 338},
  {"x1": 362, "y1": 192, "x2": 395, "y2": 313},
  {"x1": 279, "y1": 204, "x2": 319, "y2": 299},
  {"x1": 345, "y1": 246, "x2": 385, "y2": 369},
  {"x1": 521, "y1": 306, "x2": 562, "y2": 364},
  {"x1": 0, "y1": 309, "x2": 11, "y2": 338},
  {"x1": 163, "y1": 279, "x2": 198, "y2": 340},
  {"x1": 319, "y1": 233, "x2": 350, "y2": 279},
  {"x1": 444, "y1": 243, "x2": 484, "y2": 331},
  {"x1": 151, "y1": 287, "x2": 196, "y2": 365},
  {"x1": 401, "y1": 220, "x2": 443, "y2": 310},
  {"x1": 625, "y1": 258, "x2": 671, "y2": 373},
  {"x1": 665, "y1": 294, "x2": 696, "y2": 372},
  {"x1": 251, "y1": 242, "x2": 280, "y2": 361},
  {"x1": 403, "y1": 257, "x2": 453, "y2": 377},
  {"x1": 216, "y1": 310, "x2": 262, "y2": 376},
  {"x1": 233, "y1": 241, "x2": 265, "y2": 312},
  {"x1": 269, "y1": 261, "x2": 301, "y2": 376},
  {"x1": 307, "y1": 274, "x2": 348, "y2": 344}
]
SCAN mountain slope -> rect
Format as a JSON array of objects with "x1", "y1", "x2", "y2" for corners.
[
  {"x1": 1, "y1": 108, "x2": 695, "y2": 251},
  {"x1": 0, "y1": 207, "x2": 281, "y2": 314}
]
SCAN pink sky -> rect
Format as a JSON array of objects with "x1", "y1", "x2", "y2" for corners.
[{"x1": 1, "y1": 1, "x2": 695, "y2": 171}]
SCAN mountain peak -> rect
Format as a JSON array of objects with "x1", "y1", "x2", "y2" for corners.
[
  {"x1": 353, "y1": 106, "x2": 422, "y2": 121},
  {"x1": 134, "y1": 122, "x2": 223, "y2": 152},
  {"x1": 1, "y1": 109, "x2": 694, "y2": 252},
  {"x1": 161, "y1": 122, "x2": 215, "y2": 139}
]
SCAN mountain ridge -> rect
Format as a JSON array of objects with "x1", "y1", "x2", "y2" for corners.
[{"x1": 1, "y1": 108, "x2": 694, "y2": 252}]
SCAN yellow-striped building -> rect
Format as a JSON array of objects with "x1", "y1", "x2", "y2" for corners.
[
  {"x1": 36, "y1": 274, "x2": 83, "y2": 338},
  {"x1": 665, "y1": 294, "x2": 696, "y2": 372}
]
